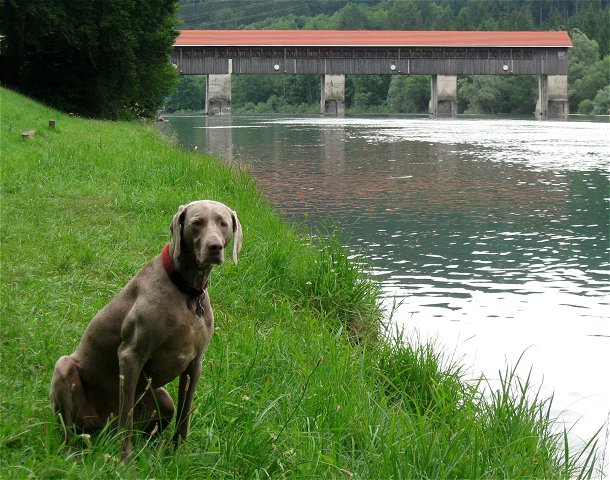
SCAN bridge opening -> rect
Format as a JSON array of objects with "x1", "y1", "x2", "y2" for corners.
[
  {"x1": 232, "y1": 75, "x2": 320, "y2": 113},
  {"x1": 167, "y1": 72, "x2": 552, "y2": 118}
]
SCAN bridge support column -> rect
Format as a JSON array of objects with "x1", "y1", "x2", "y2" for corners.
[
  {"x1": 429, "y1": 75, "x2": 457, "y2": 117},
  {"x1": 321, "y1": 74, "x2": 345, "y2": 116},
  {"x1": 536, "y1": 75, "x2": 569, "y2": 119},
  {"x1": 206, "y1": 60, "x2": 232, "y2": 115}
]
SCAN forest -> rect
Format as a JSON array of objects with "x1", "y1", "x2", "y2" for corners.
[
  {"x1": 1, "y1": 0, "x2": 179, "y2": 119},
  {"x1": 167, "y1": 0, "x2": 610, "y2": 115}
]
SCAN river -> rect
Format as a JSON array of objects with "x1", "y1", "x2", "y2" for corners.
[{"x1": 160, "y1": 114, "x2": 609, "y2": 471}]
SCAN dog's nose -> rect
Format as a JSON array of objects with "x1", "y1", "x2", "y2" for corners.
[{"x1": 208, "y1": 242, "x2": 223, "y2": 255}]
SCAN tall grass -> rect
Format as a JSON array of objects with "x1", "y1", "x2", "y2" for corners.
[{"x1": 0, "y1": 87, "x2": 602, "y2": 478}]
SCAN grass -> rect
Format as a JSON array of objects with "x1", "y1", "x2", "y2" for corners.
[{"x1": 0, "y1": 86, "x2": 603, "y2": 478}]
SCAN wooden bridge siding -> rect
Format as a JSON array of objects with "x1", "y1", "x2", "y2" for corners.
[
  {"x1": 173, "y1": 47, "x2": 568, "y2": 76},
  {"x1": 178, "y1": 57, "x2": 230, "y2": 74}
]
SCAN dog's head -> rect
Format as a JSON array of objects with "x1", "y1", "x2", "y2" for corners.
[{"x1": 171, "y1": 200, "x2": 242, "y2": 266}]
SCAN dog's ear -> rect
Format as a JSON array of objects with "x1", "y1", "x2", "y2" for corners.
[
  {"x1": 171, "y1": 204, "x2": 188, "y2": 258},
  {"x1": 231, "y1": 210, "x2": 243, "y2": 265}
]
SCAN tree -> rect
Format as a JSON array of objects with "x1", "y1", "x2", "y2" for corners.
[
  {"x1": 458, "y1": 75, "x2": 537, "y2": 114},
  {"x1": 459, "y1": 76, "x2": 505, "y2": 114},
  {"x1": 568, "y1": 29, "x2": 603, "y2": 110},
  {"x1": 543, "y1": 7, "x2": 564, "y2": 30},
  {"x1": 233, "y1": 76, "x2": 279, "y2": 106},
  {"x1": 0, "y1": 0, "x2": 179, "y2": 119},
  {"x1": 568, "y1": 29, "x2": 600, "y2": 82},
  {"x1": 504, "y1": 75, "x2": 538, "y2": 114},
  {"x1": 577, "y1": 98, "x2": 594, "y2": 114},
  {"x1": 573, "y1": 55, "x2": 610, "y2": 105},
  {"x1": 387, "y1": 0, "x2": 423, "y2": 30},
  {"x1": 346, "y1": 75, "x2": 391, "y2": 111},
  {"x1": 592, "y1": 85, "x2": 610, "y2": 114},
  {"x1": 430, "y1": 4, "x2": 452, "y2": 30},
  {"x1": 387, "y1": 76, "x2": 430, "y2": 113},
  {"x1": 282, "y1": 75, "x2": 319, "y2": 106},
  {"x1": 568, "y1": 1, "x2": 610, "y2": 57},
  {"x1": 336, "y1": 3, "x2": 369, "y2": 30},
  {"x1": 456, "y1": 6, "x2": 475, "y2": 30},
  {"x1": 505, "y1": 10, "x2": 534, "y2": 30},
  {"x1": 165, "y1": 75, "x2": 205, "y2": 111}
]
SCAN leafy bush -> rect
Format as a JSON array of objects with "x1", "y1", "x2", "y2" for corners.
[
  {"x1": 577, "y1": 99, "x2": 594, "y2": 114},
  {"x1": 592, "y1": 85, "x2": 610, "y2": 114}
]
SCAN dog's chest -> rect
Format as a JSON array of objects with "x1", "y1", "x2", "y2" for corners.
[{"x1": 146, "y1": 315, "x2": 210, "y2": 385}]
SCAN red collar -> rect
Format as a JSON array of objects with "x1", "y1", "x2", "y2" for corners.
[{"x1": 161, "y1": 244, "x2": 205, "y2": 297}]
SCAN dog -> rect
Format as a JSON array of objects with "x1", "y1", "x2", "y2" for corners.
[{"x1": 50, "y1": 200, "x2": 242, "y2": 460}]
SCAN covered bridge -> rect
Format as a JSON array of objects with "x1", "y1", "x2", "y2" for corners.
[{"x1": 173, "y1": 30, "x2": 572, "y2": 117}]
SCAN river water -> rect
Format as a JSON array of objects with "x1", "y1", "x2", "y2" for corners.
[{"x1": 161, "y1": 114, "x2": 610, "y2": 470}]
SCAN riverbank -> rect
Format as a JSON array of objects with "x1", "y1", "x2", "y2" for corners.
[{"x1": 0, "y1": 87, "x2": 601, "y2": 478}]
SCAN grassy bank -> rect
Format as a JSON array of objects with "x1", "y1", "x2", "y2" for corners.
[{"x1": 0, "y1": 87, "x2": 600, "y2": 478}]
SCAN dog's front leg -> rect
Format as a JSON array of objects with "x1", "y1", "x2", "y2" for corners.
[
  {"x1": 118, "y1": 344, "x2": 145, "y2": 461},
  {"x1": 173, "y1": 354, "x2": 202, "y2": 448}
]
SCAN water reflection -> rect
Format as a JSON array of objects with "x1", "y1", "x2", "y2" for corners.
[
  {"x1": 200, "y1": 116, "x2": 234, "y2": 159},
  {"x1": 161, "y1": 115, "x2": 608, "y2": 315}
]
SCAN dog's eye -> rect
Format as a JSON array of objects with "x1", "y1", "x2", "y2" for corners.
[
  {"x1": 220, "y1": 221, "x2": 229, "y2": 228},
  {"x1": 191, "y1": 219, "x2": 205, "y2": 227}
]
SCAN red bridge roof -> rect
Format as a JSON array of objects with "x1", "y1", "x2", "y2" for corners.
[{"x1": 176, "y1": 30, "x2": 572, "y2": 48}]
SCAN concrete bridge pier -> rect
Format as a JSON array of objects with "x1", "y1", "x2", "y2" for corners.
[
  {"x1": 321, "y1": 74, "x2": 345, "y2": 116},
  {"x1": 206, "y1": 74, "x2": 232, "y2": 115},
  {"x1": 536, "y1": 75, "x2": 569, "y2": 119},
  {"x1": 206, "y1": 60, "x2": 232, "y2": 115},
  {"x1": 429, "y1": 75, "x2": 457, "y2": 117}
]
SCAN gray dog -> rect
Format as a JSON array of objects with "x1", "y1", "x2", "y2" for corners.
[{"x1": 50, "y1": 200, "x2": 243, "y2": 460}]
